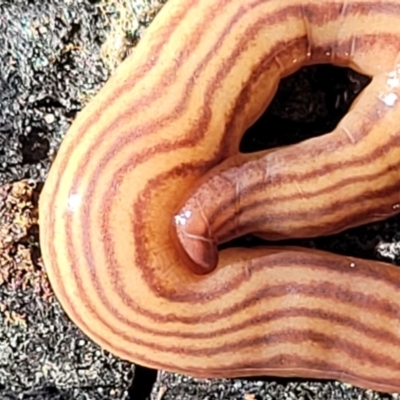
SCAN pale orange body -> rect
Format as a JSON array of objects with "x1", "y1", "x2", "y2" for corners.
[{"x1": 40, "y1": 0, "x2": 400, "y2": 393}]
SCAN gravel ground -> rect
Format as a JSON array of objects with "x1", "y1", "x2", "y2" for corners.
[{"x1": 0, "y1": 1, "x2": 399, "y2": 400}]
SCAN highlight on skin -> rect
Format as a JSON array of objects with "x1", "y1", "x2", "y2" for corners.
[{"x1": 39, "y1": 0, "x2": 400, "y2": 393}]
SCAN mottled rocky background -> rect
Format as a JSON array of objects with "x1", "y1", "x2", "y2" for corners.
[{"x1": 0, "y1": 1, "x2": 399, "y2": 399}]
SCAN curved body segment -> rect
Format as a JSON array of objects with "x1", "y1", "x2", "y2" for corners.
[{"x1": 40, "y1": 0, "x2": 400, "y2": 392}]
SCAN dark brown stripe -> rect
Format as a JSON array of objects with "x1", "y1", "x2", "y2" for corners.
[
  {"x1": 157, "y1": 328, "x2": 400, "y2": 365},
  {"x1": 79, "y1": 305, "x2": 400, "y2": 349},
  {"x1": 211, "y1": 128, "x2": 400, "y2": 231},
  {"x1": 214, "y1": 159, "x2": 400, "y2": 240},
  {"x1": 232, "y1": 180, "x2": 400, "y2": 241},
  {"x1": 195, "y1": 354, "x2": 400, "y2": 389},
  {"x1": 46, "y1": 295, "x2": 400, "y2": 367},
  {"x1": 56, "y1": 245, "x2": 400, "y2": 325}
]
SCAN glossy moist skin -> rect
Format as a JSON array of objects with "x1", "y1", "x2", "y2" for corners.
[{"x1": 39, "y1": 0, "x2": 400, "y2": 393}]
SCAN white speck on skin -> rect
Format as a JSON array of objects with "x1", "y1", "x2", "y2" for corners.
[
  {"x1": 184, "y1": 210, "x2": 192, "y2": 219},
  {"x1": 379, "y1": 91, "x2": 398, "y2": 107},
  {"x1": 349, "y1": 262, "x2": 356, "y2": 268},
  {"x1": 393, "y1": 203, "x2": 400, "y2": 210},
  {"x1": 67, "y1": 193, "x2": 81, "y2": 212},
  {"x1": 174, "y1": 210, "x2": 192, "y2": 226}
]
